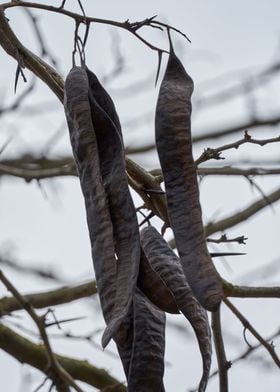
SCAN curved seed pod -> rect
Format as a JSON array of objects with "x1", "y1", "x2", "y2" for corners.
[
  {"x1": 87, "y1": 70, "x2": 140, "y2": 348},
  {"x1": 64, "y1": 66, "x2": 118, "y2": 344},
  {"x1": 116, "y1": 293, "x2": 166, "y2": 392},
  {"x1": 86, "y1": 67, "x2": 122, "y2": 137},
  {"x1": 137, "y1": 249, "x2": 179, "y2": 314},
  {"x1": 115, "y1": 306, "x2": 134, "y2": 379},
  {"x1": 155, "y1": 37, "x2": 223, "y2": 311},
  {"x1": 128, "y1": 289, "x2": 166, "y2": 392},
  {"x1": 141, "y1": 226, "x2": 211, "y2": 392}
]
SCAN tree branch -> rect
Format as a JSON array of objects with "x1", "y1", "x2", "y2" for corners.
[
  {"x1": 0, "y1": 2, "x2": 174, "y2": 53},
  {"x1": 211, "y1": 306, "x2": 229, "y2": 392},
  {"x1": 223, "y1": 280, "x2": 280, "y2": 298},
  {"x1": 0, "y1": 280, "x2": 97, "y2": 315},
  {"x1": 0, "y1": 324, "x2": 126, "y2": 391},
  {"x1": 195, "y1": 131, "x2": 280, "y2": 166},
  {"x1": 0, "y1": 270, "x2": 84, "y2": 391},
  {"x1": 205, "y1": 327, "x2": 280, "y2": 386},
  {"x1": 197, "y1": 166, "x2": 280, "y2": 176},
  {"x1": 205, "y1": 186, "x2": 280, "y2": 236},
  {"x1": 223, "y1": 298, "x2": 280, "y2": 368},
  {"x1": 193, "y1": 114, "x2": 280, "y2": 143}
]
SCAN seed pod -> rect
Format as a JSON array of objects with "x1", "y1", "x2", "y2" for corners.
[
  {"x1": 87, "y1": 69, "x2": 140, "y2": 348},
  {"x1": 115, "y1": 305, "x2": 134, "y2": 379},
  {"x1": 86, "y1": 67, "x2": 122, "y2": 137},
  {"x1": 64, "y1": 66, "x2": 118, "y2": 343},
  {"x1": 116, "y1": 292, "x2": 166, "y2": 392},
  {"x1": 155, "y1": 37, "x2": 223, "y2": 311},
  {"x1": 141, "y1": 226, "x2": 211, "y2": 392},
  {"x1": 128, "y1": 289, "x2": 166, "y2": 392},
  {"x1": 137, "y1": 249, "x2": 179, "y2": 314}
]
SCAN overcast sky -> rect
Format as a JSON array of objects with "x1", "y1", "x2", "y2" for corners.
[{"x1": 0, "y1": 1, "x2": 280, "y2": 391}]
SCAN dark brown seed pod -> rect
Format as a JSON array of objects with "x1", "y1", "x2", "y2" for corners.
[
  {"x1": 116, "y1": 292, "x2": 166, "y2": 392},
  {"x1": 155, "y1": 35, "x2": 223, "y2": 311},
  {"x1": 140, "y1": 225, "x2": 211, "y2": 392},
  {"x1": 86, "y1": 67, "x2": 122, "y2": 137},
  {"x1": 64, "y1": 66, "x2": 118, "y2": 344},
  {"x1": 137, "y1": 249, "x2": 179, "y2": 314},
  {"x1": 86, "y1": 69, "x2": 140, "y2": 348},
  {"x1": 128, "y1": 289, "x2": 166, "y2": 392}
]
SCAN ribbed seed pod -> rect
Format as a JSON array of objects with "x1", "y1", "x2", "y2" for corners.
[
  {"x1": 141, "y1": 225, "x2": 211, "y2": 392},
  {"x1": 86, "y1": 67, "x2": 122, "y2": 137},
  {"x1": 155, "y1": 38, "x2": 223, "y2": 311},
  {"x1": 128, "y1": 289, "x2": 166, "y2": 392},
  {"x1": 64, "y1": 66, "x2": 118, "y2": 343},
  {"x1": 137, "y1": 249, "x2": 179, "y2": 314},
  {"x1": 86, "y1": 68, "x2": 140, "y2": 348}
]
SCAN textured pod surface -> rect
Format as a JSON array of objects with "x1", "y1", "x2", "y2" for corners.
[
  {"x1": 137, "y1": 249, "x2": 179, "y2": 314},
  {"x1": 87, "y1": 69, "x2": 140, "y2": 347},
  {"x1": 116, "y1": 291, "x2": 166, "y2": 392},
  {"x1": 155, "y1": 43, "x2": 223, "y2": 311},
  {"x1": 64, "y1": 66, "x2": 118, "y2": 342},
  {"x1": 141, "y1": 226, "x2": 212, "y2": 392},
  {"x1": 86, "y1": 67, "x2": 122, "y2": 137},
  {"x1": 128, "y1": 289, "x2": 166, "y2": 392}
]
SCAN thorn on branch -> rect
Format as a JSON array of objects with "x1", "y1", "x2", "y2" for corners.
[
  {"x1": 14, "y1": 50, "x2": 27, "y2": 93},
  {"x1": 243, "y1": 327, "x2": 252, "y2": 348},
  {"x1": 207, "y1": 234, "x2": 248, "y2": 245},
  {"x1": 244, "y1": 130, "x2": 251, "y2": 140}
]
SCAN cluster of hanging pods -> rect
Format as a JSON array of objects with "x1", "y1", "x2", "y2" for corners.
[{"x1": 64, "y1": 34, "x2": 223, "y2": 392}]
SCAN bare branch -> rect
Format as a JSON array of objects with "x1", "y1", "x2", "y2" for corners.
[
  {"x1": 0, "y1": 254, "x2": 67, "y2": 282},
  {"x1": 205, "y1": 186, "x2": 280, "y2": 236},
  {"x1": 197, "y1": 166, "x2": 280, "y2": 176},
  {"x1": 211, "y1": 306, "x2": 230, "y2": 392},
  {"x1": 223, "y1": 298, "x2": 280, "y2": 368},
  {"x1": 0, "y1": 79, "x2": 35, "y2": 116},
  {"x1": 0, "y1": 270, "x2": 84, "y2": 392},
  {"x1": 0, "y1": 280, "x2": 96, "y2": 315},
  {"x1": 0, "y1": 324, "x2": 126, "y2": 391},
  {"x1": 223, "y1": 280, "x2": 280, "y2": 298},
  {"x1": 207, "y1": 234, "x2": 247, "y2": 245},
  {"x1": 193, "y1": 114, "x2": 280, "y2": 143},
  {"x1": 169, "y1": 186, "x2": 280, "y2": 249},
  {"x1": 0, "y1": 2, "x2": 185, "y2": 53},
  {"x1": 205, "y1": 327, "x2": 280, "y2": 385},
  {"x1": 196, "y1": 131, "x2": 280, "y2": 166}
]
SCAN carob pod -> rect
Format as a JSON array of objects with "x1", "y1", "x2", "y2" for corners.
[
  {"x1": 86, "y1": 68, "x2": 141, "y2": 348},
  {"x1": 141, "y1": 226, "x2": 211, "y2": 392},
  {"x1": 128, "y1": 289, "x2": 166, "y2": 392},
  {"x1": 64, "y1": 66, "x2": 118, "y2": 344},
  {"x1": 86, "y1": 69, "x2": 166, "y2": 389},
  {"x1": 155, "y1": 35, "x2": 223, "y2": 311},
  {"x1": 86, "y1": 67, "x2": 122, "y2": 137},
  {"x1": 116, "y1": 292, "x2": 166, "y2": 392},
  {"x1": 137, "y1": 249, "x2": 179, "y2": 314}
]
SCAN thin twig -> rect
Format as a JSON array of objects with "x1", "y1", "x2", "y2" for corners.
[
  {"x1": 0, "y1": 280, "x2": 97, "y2": 315},
  {"x1": 205, "y1": 186, "x2": 280, "y2": 236},
  {"x1": 195, "y1": 131, "x2": 280, "y2": 165},
  {"x1": 204, "y1": 327, "x2": 280, "y2": 385},
  {"x1": 193, "y1": 114, "x2": 280, "y2": 143},
  {"x1": 223, "y1": 298, "x2": 280, "y2": 368},
  {"x1": 0, "y1": 324, "x2": 126, "y2": 391},
  {"x1": 0, "y1": 270, "x2": 84, "y2": 392},
  {"x1": 0, "y1": 1, "x2": 178, "y2": 53},
  {"x1": 207, "y1": 234, "x2": 247, "y2": 244},
  {"x1": 211, "y1": 306, "x2": 230, "y2": 392}
]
